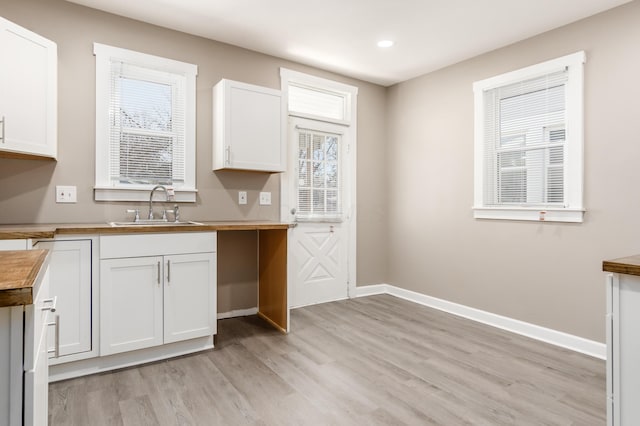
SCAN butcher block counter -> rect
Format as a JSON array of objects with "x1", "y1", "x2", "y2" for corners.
[
  {"x1": 0, "y1": 249, "x2": 49, "y2": 307},
  {"x1": 0, "y1": 221, "x2": 291, "y2": 334},
  {"x1": 603, "y1": 254, "x2": 640, "y2": 276},
  {"x1": 0, "y1": 221, "x2": 291, "y2": 240}
]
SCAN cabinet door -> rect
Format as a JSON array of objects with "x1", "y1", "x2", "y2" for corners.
[
  {"x1": 100, "y1": 256, "x2": 163, "y2": 355},
  {"x1": 164, "y1": 253, "x2": 216, "y2": 344},
  {"x1": 213, "y1": 79, "x2": 284, "y2": 172},
  {"x1": 0, "y1": 17, "x2": 57, "y2": 159},
  {"x1": 35, "y1": 240, "x2": 92, "y2": 359}
]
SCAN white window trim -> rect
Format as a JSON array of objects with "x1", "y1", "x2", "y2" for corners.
[
  {"x1": 93, "y1": 43, "x2": 198, "y2": 202},
  {"x1": 472, "y1": 51, "x2": 586, "y2": 223}
]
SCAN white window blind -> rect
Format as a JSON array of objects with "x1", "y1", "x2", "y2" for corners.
[
  {"x1": 483, "y1": 69, "x2": 567, "y2": 207},
  {"x1": 109, "y1": 61, "x2": 186, "y2": 186},
  {"x1": 296, "y1": 128, "x2": 342, "y2": 220},
  {"x1": 288, "y1": 83, "x2": 347, "y2": 122}
]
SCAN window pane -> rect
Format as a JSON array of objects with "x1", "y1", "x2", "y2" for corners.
[
  {"x1": 117, "y1": 133, "x2": 173, "y2": 184},
  {"x1": 499, "y1": 169, "x2": 527, "y2": 203},
  {"x1": 326, "y1": 136, "x2": 338, "y2": 160},
  {"x1": 326, "y1": 190, "x2": 339, "y2": 213},
  {"x1": 296, "y1": 129, "x2": 342, "y2": 218},
  {"x1": 298, "y1": 160, "x2": 309, "y2": 187},
  {"x1": 313, "y1": 189, "x2": 325, "y2": 211},
  {"x1": 119, "y1": 78, "x2": 172, "y2": 132}
]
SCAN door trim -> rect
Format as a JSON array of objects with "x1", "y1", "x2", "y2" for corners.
[{"x1": 280, "y1": 69, "x2": 358, "y2": 303}]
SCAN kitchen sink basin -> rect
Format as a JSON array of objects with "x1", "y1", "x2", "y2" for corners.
[{"x1": 108, "y1": 220, "x2": 204, "y2": 227}]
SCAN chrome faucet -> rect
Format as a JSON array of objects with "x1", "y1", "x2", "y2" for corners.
[{"x1": 148, "y1": 185, "x2": 168, "y2": 220}]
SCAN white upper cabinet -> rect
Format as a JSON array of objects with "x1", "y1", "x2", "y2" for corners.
[
  {"x1": 213, "y1": 79, "x2": 285, "y2": 172},
  {"x1": 0, "y1": 17, "x2": 57, "y2": 160}
]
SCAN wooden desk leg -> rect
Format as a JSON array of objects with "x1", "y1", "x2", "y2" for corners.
[{"x1": 257, "y1": 229, "x2": 288, "y2": 333}]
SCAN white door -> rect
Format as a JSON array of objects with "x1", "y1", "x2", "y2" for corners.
[
  {"x1": 288, "y1": 117, "x2": 352, "y2": 308},
  {"x1": 164, "y1": 253, "x2": 216, "y2": 343},
  {"x1": 100, "y1": 256, "x2": 163, "y2": 355}
]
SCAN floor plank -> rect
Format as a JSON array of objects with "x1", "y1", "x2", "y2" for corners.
[{"x1": 49, "y1": 295, "x2": 605, "y2": 425}]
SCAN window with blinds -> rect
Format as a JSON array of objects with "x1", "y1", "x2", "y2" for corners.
[
  {"x1": 93, "y1": 43, "x2": 197, "y2": 201},
  {"x1": 484, "y1": 70, "x2": 567, "y2": 206},
  {"x1": 473, "y1": 51, "x2": 585, "y2": 222},
  {"x1": 110, "y1": 63, "x2": 185, "y2": 186},
  {"x1": 296, "y1": 128, "x2": 342, "y2": 220}
]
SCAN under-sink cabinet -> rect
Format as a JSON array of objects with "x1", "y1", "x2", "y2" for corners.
[
  {"x1": 0, "y1": 17, "x2": 57, "y2": 160},
  {"x1": 32, "y1": 238, "x2": 96, "y2": 364},
  {"x1": 99, "y1": 233, "x2": 217, "y2": 356}
]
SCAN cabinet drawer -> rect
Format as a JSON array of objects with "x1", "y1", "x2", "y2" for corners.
[{"x1": 100, "y1": 232, "x2": 216, "y2": 259}]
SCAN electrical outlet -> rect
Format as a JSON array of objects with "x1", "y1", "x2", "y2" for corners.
[
  {"x1": 259, "y1": 192, "x2": 271, "y2": 205},
  {"x1": 56, "y1": 185, "x2": 77, "y2": 203},
  {"x1": 238, "y1": 191, "x2": 247, "y2": 205}
]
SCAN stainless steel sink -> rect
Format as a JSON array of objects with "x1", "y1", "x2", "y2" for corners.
[{"x1": 108, "y1": 220, "x2": 204, "y2": 227}]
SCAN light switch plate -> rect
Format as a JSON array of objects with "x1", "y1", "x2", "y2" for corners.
[
  {"x1": 238, "y1": 191, "x2": 247, "y2": 205},
  {"x1": 259, "y1": 192, "x2": 271, "y2": 205},
  {"x1": 56, "y1": 185, "x2": 77, "y2": 203}
]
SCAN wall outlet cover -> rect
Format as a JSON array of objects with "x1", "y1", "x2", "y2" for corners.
[
  {"x1": 259, "y1": 192, "x2": 271, "y2": 205},
  {"x1": 238, "y1": 191, "x2": 247, "y2": 205},
  {"x1": 56, "y1": 185, "x2": 77, "y2": 203}
]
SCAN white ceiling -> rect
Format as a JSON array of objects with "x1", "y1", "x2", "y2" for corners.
[{"x1": 66, "y1": 0, "x2": 631, "y2": 86}]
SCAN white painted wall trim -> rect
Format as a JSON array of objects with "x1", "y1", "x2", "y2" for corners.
[
  {"x1": 355, "y1": 284, "x2": 605, "y2": 360},
  {"x1": 217, "y1": 307, "x2": 258, "y2": 320}
]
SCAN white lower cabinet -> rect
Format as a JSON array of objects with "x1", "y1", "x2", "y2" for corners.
[
  {"x1": 100, "y1": 233, "x2": 216, "y2": 356},
  {"x1": 0, "y1": 262, "x2": 52, "y2": 426},
  {"x1": 163, "y1": 253, "x2": 217, "y2": 344},
  {"x1": 32, "y1": 238, "x2": 95, "y2": 363},
  {"x1": 606, "y1": 272, "x2": 640, "y2": 425}
]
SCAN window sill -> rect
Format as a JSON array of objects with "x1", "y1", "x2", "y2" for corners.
[
  {"x1": 472, "y1": 207, "x2": 584, "y2": 223},
  {"x1": 94, "y1": 187, "x2": 197, "y2": 202}
]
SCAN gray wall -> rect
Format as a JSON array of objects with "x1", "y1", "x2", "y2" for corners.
[
  {"x1": 0, "y1": 0, "x2": 389, "y2": 312},
  {"x1": 386, "y1": 0, "x2": 640, "y2": 342}
]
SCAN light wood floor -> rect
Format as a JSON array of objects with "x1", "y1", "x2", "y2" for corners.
[{"x1": 49, "y1": 295, "x2": 605, "y2": 425}]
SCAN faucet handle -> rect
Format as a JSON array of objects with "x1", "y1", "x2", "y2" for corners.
[
  {"x1": 163, "y1": 205, "x2": 180, "y2": 222},
  {"x1": 126, "y1": 209, "x2": 140, "y2": 222}
]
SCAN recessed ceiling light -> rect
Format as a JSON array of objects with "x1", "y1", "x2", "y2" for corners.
[{"x1": 377, "y1": 40, "x2": 394, "y2": 48}]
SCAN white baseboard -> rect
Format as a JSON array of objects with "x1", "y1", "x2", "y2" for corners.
[
  {"x1": 217, "y1": 307, "x2": 258, "y2": 320},
  {"x1": 355, "y1": 284, "x2": 606, "y2": 360}
]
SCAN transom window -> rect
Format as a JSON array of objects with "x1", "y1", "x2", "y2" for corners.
[{"x1": 473, "y1": 51, "x2": 585, "y2": 222}]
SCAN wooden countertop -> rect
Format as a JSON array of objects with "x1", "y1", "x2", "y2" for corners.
[
  {"x1": 0, "y1": 221, "x2": 292, "y2": 239},
  {"x1": 603, "y1": 255, "x2": 640, "y2": 276},
  {"x1": 0, "y1": 249, "x2": 49, "y2": 307}
]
